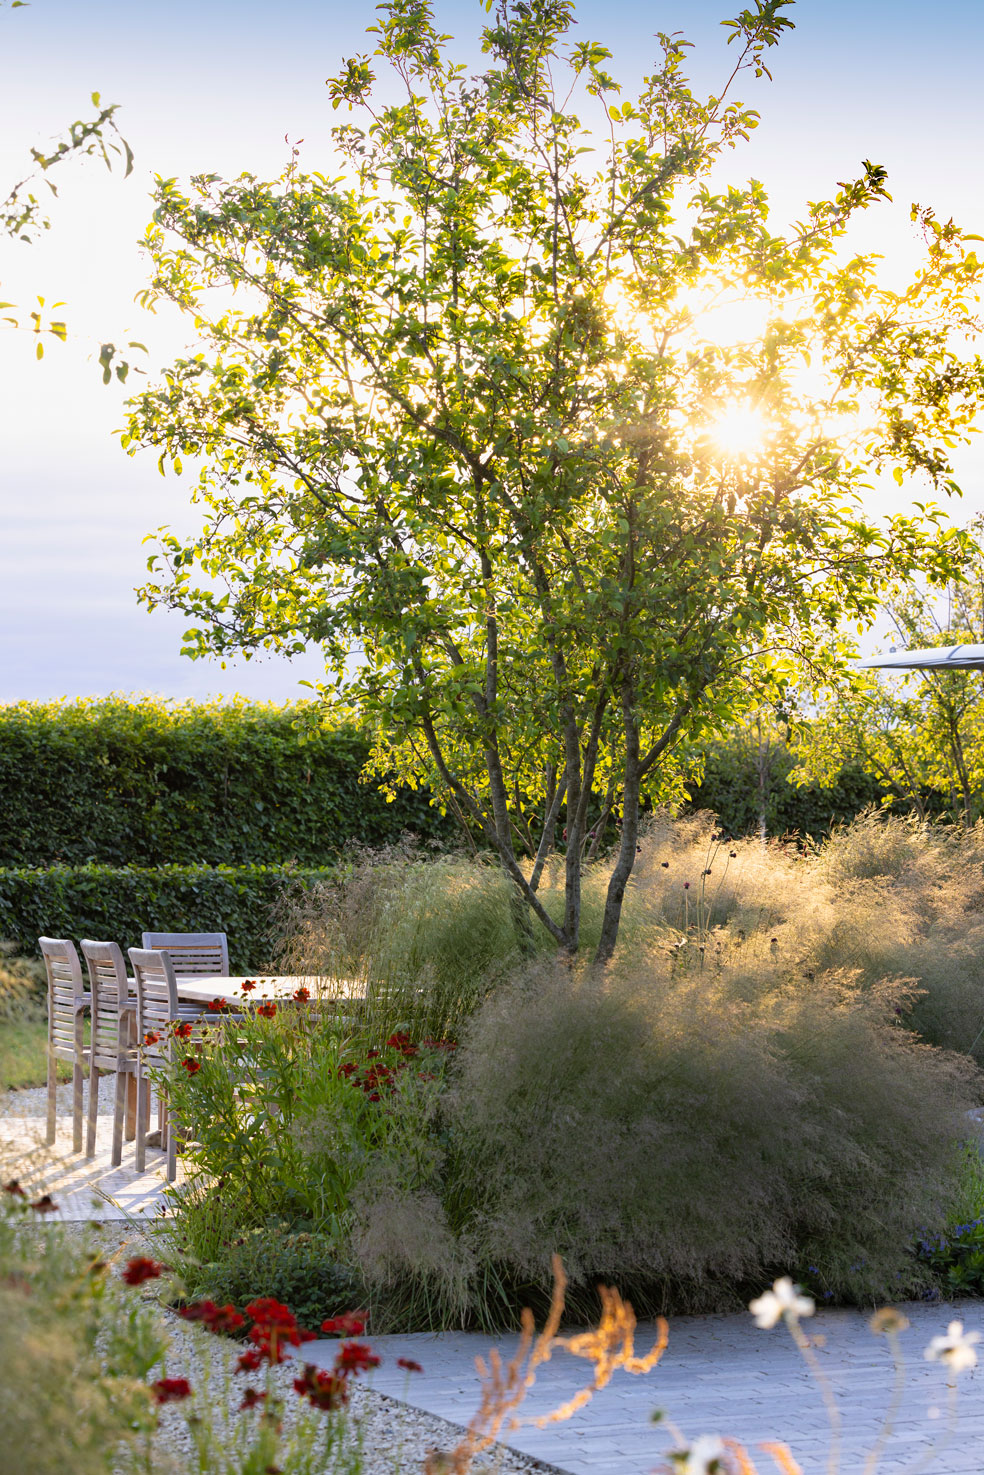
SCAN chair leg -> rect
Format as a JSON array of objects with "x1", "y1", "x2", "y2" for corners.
[
  {"x1": 165, "y1": 1094, "x2": 177, "y2": 1183},
  {"x1": 110, "y1": 1069, "x2": 127, "y2": 1167},
  {"x1": 46, "y1": 1048, "x2": 57, "y2": 1146},
  {"x1": 72, "y1": 1059, "x2": 85, "y2": 1154},
  {"x1": 85, "y1": 1065, "x2": 100, "y2": 1158},
  {"x1": 135, "y1": 1071, "x2": 148, "y2": 1174},
  {"x1": 124, "y1": 1073, "x2": 137, "y2": 1141}
]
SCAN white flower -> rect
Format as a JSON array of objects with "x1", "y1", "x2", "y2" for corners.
[
  {"x1": 673, "y1": 1435, "x2": 727, "y2": 1474},
  {"x1": 924, "y1": 1321, "x2": 980, "y2": 1374},
  {"x1": 749, "y1": 1277, "x2": 815, "y2": 1329}
]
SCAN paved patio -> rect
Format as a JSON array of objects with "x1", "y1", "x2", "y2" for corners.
[
  {"x1": 303, "y1": 1301, "x2": 984, "y2": 1474},
  {"x1": 0, "y1": 1086, "x2": 179, "y2": 1220}
]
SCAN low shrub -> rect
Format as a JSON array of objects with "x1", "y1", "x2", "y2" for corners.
[{"x1": 186, "y1": 1226, "x2": 364, "y2": 1333}]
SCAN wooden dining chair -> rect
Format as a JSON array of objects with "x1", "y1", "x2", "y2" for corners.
[
  {"x1": 80, "y1": 940, "x2": 138, "y2": 1166},
  {"x1": 128, "y1": 946, "x2": 190, "y2": 1182},
  {"x1": 141, "y1": 931, "x2": 229, "y2": 977},
  {"x1": 38, "y1": 937, "x2": 90, "y2": 1152}
]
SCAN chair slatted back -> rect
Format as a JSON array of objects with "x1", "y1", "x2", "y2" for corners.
[
  {"x1": 128, "y1": 948, "x2": 180, "y2": 1062},
  {"x1": 141, "y1": 932, "x2": 229, "y2": 978},
  {"x1": 80, "y1": 940, "x2": 130, "y2": 1071},
  {"x1": 39, "y1": 937, "x2": 87, "y2": 1063}
]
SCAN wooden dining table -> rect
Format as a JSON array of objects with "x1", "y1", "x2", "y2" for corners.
[{"x1": 173, "y1": 975, "x2": 362, "y2": 1006}]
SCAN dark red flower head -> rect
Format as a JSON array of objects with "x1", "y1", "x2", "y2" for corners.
[
  {"x1": 386, "y1": 1032, "x2": 418, "y2": 1056},
  {"x1": 397, "y1": 1357, "x2": 423, "y2": 1373},
  {"x1": 143, "y1": 1030, "x2": 161, "y2": 1046},
  {"x1": 321, "y1": 1311, "x2": 366, "y2": 1337},
  {"x1": 122, "y1": 1256, "x2": 164, "y2": 1286},
  {"x1": 334, "y1": 1340, "x2": 381, "y2": 1376},
  {"x1": 256, "y1": 1001, "x2": 277, "y2": 1019},
  {"x1": 3, "y1": 1180, "x2": 25, "y2": 1197},
  {"x1": 241, "y1": 979, "x2": 257, "y2": 993},
  {"x1": 151, "y1": 1377, "x2": 192, "y2": 1404},
  {"x1": 30, "y1": 1194, "x2": 58, "y2": 1214},
  {"x1": 207, "y1": 998, "x2": 228, "y2": 1013},
  {"x1": 237, "y1": 1348, "x2": 263, "y2": 1373},
  {"x1": 180, "y1": 1299, "x2": 245, "y2": 1333},
  {"x1": 240, "y1": 1387, "x2": 267, "y2": 1410},
  {"x1": 181, "y1": 1057, "x2": 201, "y2": 1075},
  {"x1": 293, "y1": 986, "x2": 311, "y2": 1002},
  {"x1": 293, "y1": 1364, "x2": 350, "y2": 1411},
  {"x1": 173, "y1": 1021, "x2": 193, "y2": 1040},
  {"x1": 244, "y1": 1297, "x2": 314, "y2": 1362}
]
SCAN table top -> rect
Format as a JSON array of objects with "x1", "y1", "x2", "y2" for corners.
[{"x1": 174, "y1": 975, "x2": 360, "y2": 1004}]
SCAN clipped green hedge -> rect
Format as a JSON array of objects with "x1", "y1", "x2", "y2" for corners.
[
  {"x1": 0, "y1": 698, "x2": 454, "y2": 867},
  {"x1": 0, "y1": 864, "x2": 336, "y2": 972}
]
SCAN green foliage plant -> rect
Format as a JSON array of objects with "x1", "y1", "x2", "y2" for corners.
[
  {"x1": 126, "y1": 0, "x2": 984, "y2": 966},
  {"x1": 160, "y1": 995, "x2": 457, "y2": 1257},
  {"x1": 187, "y1": 1226, "x2": 364, "y2": 1334},
  {"x1": 0, "y1": 1196, "x2": 164, "y2": 1475}
]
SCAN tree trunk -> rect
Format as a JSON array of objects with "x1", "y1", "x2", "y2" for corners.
[{"x1": 593, "y1": 682, "x2": 641, "y2": 968}]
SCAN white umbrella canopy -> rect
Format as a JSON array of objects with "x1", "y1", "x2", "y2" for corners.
[{"x1": 858, "y1": 644, "x2": 984, "y2": 671}]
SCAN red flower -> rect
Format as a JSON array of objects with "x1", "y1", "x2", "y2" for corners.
[
  {"x1": 386, "y1": 1032, "x2": 418, "y2": 1057},
  {"x1": 334, "y1": 1340, "x2": 381, "y2": 1375},
  {"x1": 207, "y1": 998, "x2": 228, "y2": 1013},
  {"x1": 143, "y1": 1030, "x2": 161, "y2": 1046},
  {"x1": 256, "y1": 1001, "x2": 277, "y2": 1019},
  {"x1": 122, "y1": 1256, "x2": 164, "y2": 1286},
  {"x1": 293, "y1": 1363, "x2": 350, "y2": 1411},
  {"x1": 240, "y1": 1387, "x2": 267, "y2": 1410},
  {"x1": 338, "y1": 1061, "x2": 357, "y2": 1078},
  {"x1": 180, "y1": 1299, "x2": 245, "y2": 1333},
  {"x1": 397, "y1": 1357, "x2": 423, "y2": 1373},
  {"x1": 241, "y1": 979, "x2": 257, "y2": 993},
  {"x1": 30, "y1": 1194, "x2": 58, "y2": 1214},
  {"x1": 321, "y1": 1311, "x2": 366, "y2": 1337},
  {"x1": 293, "y1": 986, "x2": 311, "y2": 1002},
  {"x1": 173, "y1": 1021, "x2": 193, "y2": 1040},
  {"x1": 237, "y1": 1348, "x2": 263, "y2": 1373},
  {"x1": 244, "y1": 1297, "x2": 315, "y2": 1363},
  {"x1": 151, "y1": 1377, "x2": 192, "y2": 1404},
  {"x1": 181, "y1": 1057, "x2": 201, "y2": 1075},
  {"x1": 3, "y1": 1180, "x2": 25, "y2": 1197}
]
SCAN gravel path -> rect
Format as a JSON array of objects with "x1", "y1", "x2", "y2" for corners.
[
  {"x1": 0, "y1": 1080, "x2": 115, "y2": 1118},
  {"x1": 6, "y1": 1123, "x2": 558, "y2": 1475}
]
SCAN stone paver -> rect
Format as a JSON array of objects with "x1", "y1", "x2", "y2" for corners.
[
  {"x1": 305, "y1": 1303, "x2": 984, "y2": 1474},
  {"x1": 0, "y1": 1108, "x2": 180, "y2": 1220}
]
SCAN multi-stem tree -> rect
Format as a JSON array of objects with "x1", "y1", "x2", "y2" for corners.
[{"x1": 126, "y1": 0, "x2": 984, "y2": 963}]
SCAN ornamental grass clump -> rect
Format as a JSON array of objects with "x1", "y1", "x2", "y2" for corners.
[
  {"x1": 276, "y1": 842, "x2": 522, "y2": 1042},
  {"x1": 443, "y1": 951, "x2": 979, "y2": 1318}
]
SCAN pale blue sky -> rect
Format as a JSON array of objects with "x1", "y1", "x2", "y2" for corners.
[{"x1": 1, "y1": 0, "x2": 982, "y2": 703}]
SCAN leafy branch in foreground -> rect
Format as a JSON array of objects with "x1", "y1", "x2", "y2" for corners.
[
  {"x1": 1, "y1": 3, "x2": 141, "y2": 376},
  {"x1": 126, "y1": 0, "x2": 984, "y2": 962}
]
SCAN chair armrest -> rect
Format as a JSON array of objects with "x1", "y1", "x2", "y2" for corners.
[{"x1": 76, "y1": 992, "x2": 92, "y2": 1014}]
